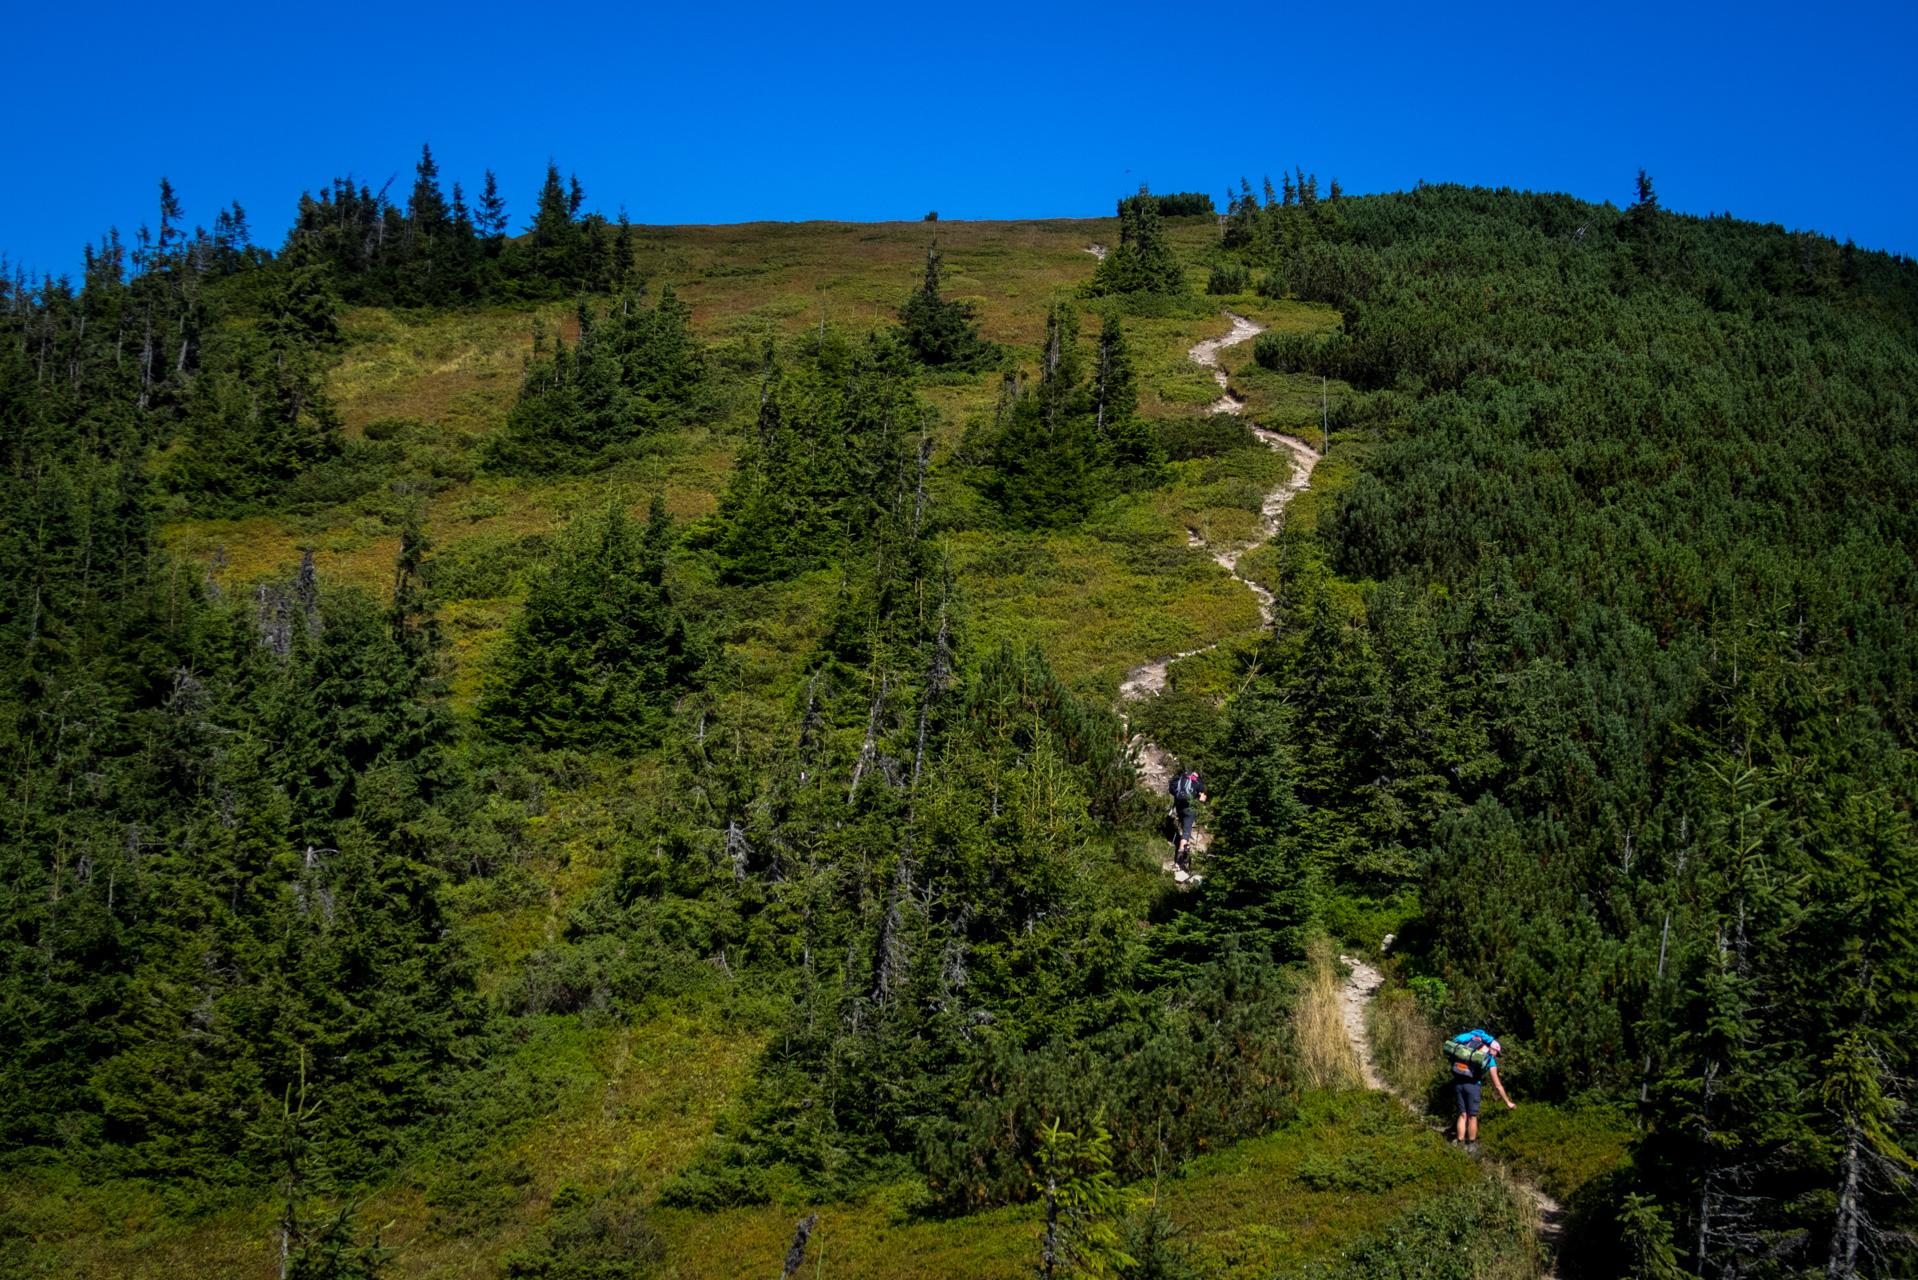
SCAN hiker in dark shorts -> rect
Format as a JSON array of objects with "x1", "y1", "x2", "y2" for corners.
[
  {"x1": 1444, "y1": 1029, "x2": 1514, "y2": 1149},
  {"x1": 1168, "y1": 767, "x2": 1207, "y2": 869}
]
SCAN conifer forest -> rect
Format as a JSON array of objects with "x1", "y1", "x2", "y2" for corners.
[{"x1": 2, "y1": 154, "x2": 1915, "y2": 1279}]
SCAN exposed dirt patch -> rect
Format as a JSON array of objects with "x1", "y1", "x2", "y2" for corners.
[
  {"x1": 1337, "y1": 954, "x2": 1389, "y2": 1091},
  {"x1": 1188, "y1": 311, "x2": 1263, "y2": 414}
]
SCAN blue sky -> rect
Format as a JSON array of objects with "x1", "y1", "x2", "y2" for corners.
[{"x1": 5, "y1": 0, "x2": 1913, "y2": 277}]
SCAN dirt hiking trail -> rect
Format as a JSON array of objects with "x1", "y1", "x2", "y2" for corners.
[
  {"x1": 1122, "y1": 312, "x2": 1320, "y2": 878},
  {"x1": 1337, "y1": 955, "x2": 1568, "y2": 1272}
]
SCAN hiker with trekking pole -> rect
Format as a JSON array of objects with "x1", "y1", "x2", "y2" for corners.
[
  {"x1": 1444, "y1": 1029, "x2": 1513, "y2": 1151},
  {"x1": 1168, "y1": 765, "x2": 1206, "y2": 874}
]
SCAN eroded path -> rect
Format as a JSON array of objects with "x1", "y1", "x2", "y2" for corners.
[
  {"x1": 1188, "y1": 311, "x2": 1263, "y2": 414},
  {"x1": 1336, "y1": 956, "x2": 1568, "y2": 1272},
  {"x1": 1122, "y1": 312, "x2": 1321, "y2": 876}
]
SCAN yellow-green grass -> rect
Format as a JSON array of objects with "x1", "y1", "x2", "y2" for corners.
[
  {"x1": 639, "y1": 1092, "x2": 1482, "y2": 1280},
  {"x1": 2, "y1": 1016, "x2": 763, "y2": 1280},
  {"x1": 158, "y1": 219, "x2": 1315, "y2": 696},
  {"x1": 7, "y1": 1066, "x2": 1496, "y2": 1280},
  {"x1": 955, "y1": 526, "x2": 1261, "y2": 688}
]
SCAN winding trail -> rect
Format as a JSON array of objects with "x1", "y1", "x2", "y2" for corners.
[
  {"x1": 1119, "y1": 310, "x2": 1569, "y2": 1267},
  {"x1": 1122, "y1": 312, "x2": 1321, "y2": 876},
  {"x1": 1335, "y1": 956, "x2": 1568, "y2": 1272}
]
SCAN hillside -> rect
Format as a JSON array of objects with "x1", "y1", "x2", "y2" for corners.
[{"x1": 3, "y1": 169, "x2": 1916, "y2": 1280}]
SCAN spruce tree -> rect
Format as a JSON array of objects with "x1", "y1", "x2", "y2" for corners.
[
  {"x1": 1091, "y1": 306, "x2": 1164, "y2": 487},
  {"x1": 485, "y1": 287, "x2": 701, "y2": 474},
  {"x1": 983, "y1": 301, "x2": 1102, "y2": 527},
  {"x1": 899, "y1": 241, "x2": 997, "y2": 370},
  {"x1": 702, "y1": 326, "x2": 919, "y2": 583},
  {"x1": 478, "y1": 497, "x2": 695, "y2": 752},
  {"x1": 1087, "y1": 190, "x2": 1187, "y2": 297},
  {"x1": 477, "y1": 170, "x2": 508, "y2": 238}
]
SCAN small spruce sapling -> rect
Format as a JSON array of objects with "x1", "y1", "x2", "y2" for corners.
[{"x1": 1034, "y1": 1112, "x2": 1140, "y2": 1279}]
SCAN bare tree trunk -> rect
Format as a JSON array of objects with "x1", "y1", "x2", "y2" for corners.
[
  {"x1": 847, "y1": 673, "x2": 888, "y2": 800},
  {"x1": 777, "y1": 1212, "x2": 819, "y2": 1280},
  {"x1": 1827, "y1": 1123, "x2": 1862, "y2": 1280},
  {"x1": 873, "y1": 848, "x2": 913, "y2": 1004},
  {"x1": 910, "y1": 426, "x2": 932, "y2": 541},
  {"x1": 911, "y1": 603, "x2": 951, "y2": 794},
  {"x1": 1041, "y1": 1177, "x2": 1060, "y2": 1280}
]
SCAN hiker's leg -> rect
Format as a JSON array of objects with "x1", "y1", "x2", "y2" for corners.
[{"x1": 1455, "y1": 1082, "x2": 1480, "y2": 1142}]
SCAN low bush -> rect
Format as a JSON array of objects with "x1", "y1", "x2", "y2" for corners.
[
  {"x1": 1329, "y1": 1178, "x2": 1541, "y2": 1280},
  {"x1": 1207, "y1": 262, "x2": 1252, "y2": 295},
  {"x1": 1155, "y1": 416, "x2": 1253, "y2": 460}
]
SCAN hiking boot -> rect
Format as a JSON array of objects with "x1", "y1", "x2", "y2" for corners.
[{"x1": 1465, "y1": 1140, "x2": 1480, "y2": 1155}]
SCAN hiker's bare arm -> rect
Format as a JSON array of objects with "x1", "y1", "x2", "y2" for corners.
[{"x1": 1488, "y1": 1066, "x2": 1515, "y2": 1109}]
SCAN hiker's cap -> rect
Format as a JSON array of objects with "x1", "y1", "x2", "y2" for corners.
[{"x1": 1489, "y1": 1040, "x2": 1502, "y2": 1055}]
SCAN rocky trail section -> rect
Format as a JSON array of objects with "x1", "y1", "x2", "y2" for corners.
[
  {"x1": 1338, "y1": 954, "x2": 1389, "y2": 1091},
  {"x1": 1122, "y1": 312, "x2": 1321, "y2": 879},
  {"x1": 1188, "y1": 311, "x2": 1263, "y2": 414},
  {"x1": 1336, "y1": 956, "x2": 1568, "y2": 1273}
]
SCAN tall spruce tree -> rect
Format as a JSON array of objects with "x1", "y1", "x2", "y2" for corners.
[
  {"x1": 1087, "y1": 190, "x2": 1187, "y2": 296},
  {"x1": 1090, "y1": 305, "x2": 1164, "y2": 486},
  {"x1": 486, "y1": 286, "x2": 701, "y2": 474},
  {"x1": 983, "y1": 302, "x2": 1103, "y2": 527},
  {"x1": 701, "y1": 325, "x2": 919, "y2": 583},
  {"x1": 899, "y1": 241, "x2": 998, "y2": 370},
  {"x1": 479, "y1": 497, "x2": 695, "y2": 752}
]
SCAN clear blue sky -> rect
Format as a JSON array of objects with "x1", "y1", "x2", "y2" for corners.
[{"x1": 5, "y1": 0, "x2": 1913, "y2": 278}]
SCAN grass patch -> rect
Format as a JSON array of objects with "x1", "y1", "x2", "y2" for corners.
[
  {"x1": 0, "y1": 1014, "x2": 765, "y2": 1280},
  {"x1": 1367, "y1": 985, "x2": 1448, "y2": 1104},
  {"x1": 955, "y1": 528, "x2": 1260, "y2": 686},
  {"x1": 652, "y1": 1091, "x2": 1492, "y2": 1280},
  {"x1": 1296, "y1": 942, "x2": 1362, "y2": 1092},
  {"x1": 1474, "y1": 1103, "x2": 1637, "y2": 1204}
]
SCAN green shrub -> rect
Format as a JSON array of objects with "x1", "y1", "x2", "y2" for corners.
[
  {"x1": 1297, "y1": 1149, "x2": 1415, "y2": 1193},
  {"x1": 1155, "y1": 416, "x2": 1253, "y2": 460},
  {"x1": 420, "y1": 531, "x2": 553, "y2": 600},
  {"x1": 1475, "y1": 1103, "x2": 1635, "y2": 1203},
  {"x1": 1328, "y1": 1180, "x2": 1539, "y2": 1280},
  {"x1": 1207, "y1": 262, "x2": 1252, "y2": 295},
  {"x1": 500, "y1": 1179, "x2": 662, "y2": 1279},
  {"x1": 1135, "y1": 687, "x2": 1224, "y2": 778}
]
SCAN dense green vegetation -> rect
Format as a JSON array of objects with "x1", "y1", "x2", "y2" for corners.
[
  {"x1": 3, "y1": 156, "x2": 1915, "y2": 1280},
  {"x1": 1235, "y1": 174, "x2": 1918, "y2": 1277}
]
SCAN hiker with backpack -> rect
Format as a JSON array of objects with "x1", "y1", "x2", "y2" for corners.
[
  {"x1": 1168, "y1": 767, "x2": 1207, "y2": 869},
  {"x1": 1443, "y1": 1029, "x2": 1513, "y2": 1149}
]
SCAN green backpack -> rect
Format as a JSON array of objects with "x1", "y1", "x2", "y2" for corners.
[{"x1": 1443, "y1": 1033, "x2": 1495, "y2": 1082}]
